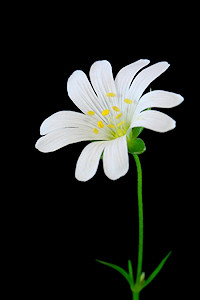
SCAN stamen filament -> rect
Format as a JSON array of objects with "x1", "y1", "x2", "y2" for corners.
[{"x1": 117, "y1": 120, "x2": 125, "y2": 127}]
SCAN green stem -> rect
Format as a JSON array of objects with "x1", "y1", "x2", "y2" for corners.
[
  {"x1": 133, "y1": 154, "x2": 144, "y2": 284},
  {"x1": 132, "y1": 292, "x2": 139, "y2": 300}
]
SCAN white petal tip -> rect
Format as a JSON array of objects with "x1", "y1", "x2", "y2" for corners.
[
  {"x1": 162, "y1": 61, "x2": 170, "y2": 69},
  {"x1": 35, "y1": 140, "x2": 43, "y2": 152},
  {"x1": 172, "y1": 120, "x2": 176, "y2": 129},
  {"x1": 178, "y1": 95, "x2": 184, "y2": 104},
  {"x1": 35, "y1": 139, "x2": 49, "y2": 153},
  {"x1": 161, "y1": 119, "x2": 176, "y2": 132},
  {"x1": 75, "y1": 174, "x2": 89, "y2": 182},
  {"x1": 75, "y1": 168, "x2": 92, "y2": 182},
  {"x1": 106, "y1": 169, "x2": 129, "y2": 181},
  {"x1": 40, "y1": 126, "x2": 45, "y2": 136},
  {"x1": 141, "y1": 59, "x2": 150, "y2": 63}
]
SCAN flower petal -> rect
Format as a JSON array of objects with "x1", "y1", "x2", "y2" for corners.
[
  {"x1": 115, "y1": 59, "x2": 150, "y2": 100},
  {"x1": 103, "y1": 135, "x2": 129, "y2": 180},
  {"x1": 75, "y1": 141, "x2": 106, "y2": 181},
  {"x1": 128, "y1": 62, "x2": 170, "y2": 102},
  {"x1": 35, "y1": 128, "x2": 94, "y2": 153},
  {"x1": 89, "y1": 60, "x2": 117, "y2": 103},
  {"x1": 131, "y1": 110, "x2": 176, "y2": 133},
  {"x1": 40, "y1": 111, "x2": 91, "y2": 135},
  {"x1": 137, "y1": 90, "x2": 184, "y2": 112},
  {"x1": 67, "y1": 70, "x2": 104, "y2": 118}
]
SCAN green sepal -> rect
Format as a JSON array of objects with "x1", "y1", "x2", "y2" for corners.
[
  {"x1": 96, "y1": 259, "x2": 133, "y2": 287},
  {"x1": 131, "y1": 127, "x2": 144, "y2": 139},
  {"x1": 142, "y1": 251, "x2": 172, "y2": 289},
  {"x1": 127, "y1": 138, "x2": 146, "y2": 155}
]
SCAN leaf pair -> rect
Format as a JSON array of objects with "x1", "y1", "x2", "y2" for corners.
[
  {"x1": 96, "y1": 259, "x2": 135, "y2": 291},
  {"x1": 96, "y1": 251, "x2": 171, "y2": 293}
]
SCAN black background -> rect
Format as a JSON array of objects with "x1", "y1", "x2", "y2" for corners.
[{"x1": 10, "y1": 2, "x2": 198, "y2": 300}]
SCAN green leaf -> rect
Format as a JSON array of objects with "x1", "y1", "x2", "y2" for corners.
[
  {"x1": 142, "y1": 251, "x2": 172, "y2": 289},
  {"x1": 131, "y1": 127, "x2": 144, "y2": 139},
  {"x1": 128, "y1": 260, "x2": 134, "y2": 288},
  {"x1": 128, "y1": 138, "x2": 146, "y2": 155},
  {"x1": 128, "y1": 260, "x2": 134, "y2": 282},
  {"x1": 96, "y1": 259, "x2": 132, "y2": 286}
]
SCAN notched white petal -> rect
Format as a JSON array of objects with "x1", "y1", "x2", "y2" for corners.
[
  {"x1": 89, "y1": 60, "x2": 117, "y2": 101},
  {"x1": 75, "y1": 141, "x2": 106, "y2": 181},
  {"x1": 131, "y1": 110, "x2": 176, "y2": 133},
  {"x1": 35, "y1": 128, "x2": 94, "y2": 153},
  {"x1": 115, "y1": 59, "x2": 150, "y2": 99},
  {"x1": 128, "y1": 62, "x2": 170, "y2": 102},
  {"x1": 67, "y1": 70, "x2": 103, "y2": 117},
  {"x1": 103, "y1": 136, "x2": 129, "y2": 180},
  {"x1": 40, "y1": 111, "x2": 90, "y2": 135},
  {"x1": 137, "y1": 90, "x2": 184, "y2": 112}
]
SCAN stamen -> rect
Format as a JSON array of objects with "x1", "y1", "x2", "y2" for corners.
[
  {"x1": 112, "y1": 106, "x2": 120, "y2": 112},
  {"x1": 107, "y1": 124, "x2": 115, "y2": 128},
  {"x1": 102, "y1": 109, "x2": 110, "y2": 116},
  {"x1": 106, "y1": 92, "x2": 116, "y2": 97},
  {"x1": 115, "y1": 113, "x2": 123, "y2": 119},
  {"x1": 93, "y1": 128, "x2": 99, "y2": 134},
  {"x1": 87, "y1": 111, "x2": 95, "y2": 116},
  {"x1": 117, "y1": 129, "x2": 124, "y2": 136},
  {"x1": 117, "y1": 120, "x2": 125, "y2": 127},
  {"x1": 97, "y1": 121, "x2": 104, "y2": 128},
  {"x1": 124, "y1": 98, "x2": 133, "y2": 104}
]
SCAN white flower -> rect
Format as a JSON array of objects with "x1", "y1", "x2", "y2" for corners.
[{"x1": 35, "y1": 59, "x2": 183, "y2": 181}]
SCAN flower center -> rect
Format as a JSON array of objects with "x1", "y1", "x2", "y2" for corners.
[{"x1": 87, "y1": 92, "x2": 133, "y2": 139}]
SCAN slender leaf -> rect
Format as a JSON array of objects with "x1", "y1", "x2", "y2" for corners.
[
  {"x1": 143, "y1": 251, "x2": 172, "y2": 289},
  {"x1": 128, "y1": 260, "x2": 134, "y2": 286},
  {"x1": 96, "y1": 259, "x2": 132, "y2": 286}
]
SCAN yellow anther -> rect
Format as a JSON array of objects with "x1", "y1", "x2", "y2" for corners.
[
  {"x1": 107, "y1": 124, "x2": 115, "y2": 128},
  {"x1": 112, "y1": 106, "x2": 120, "y2": 112},
  {"x1": 93, "y1": 128, "x2": 99, "y2": 134},
  {"x1": 115, "y1": 113, "x2": 123, "y2": 119},
  {"x1": 102, "y1": 109, "x2": 110, "y2": 116},
  {"x1": 106, "y1": 92, "x2": 116, "y2": 97},
  {"x1": 97, "y1": 121, "x2": 104, "y2": 128},
  {"x1": 87, "y1": 111, "x2": 95, "y2": 116},
  {"x1": 117, "y1": 120, "x2": 125, "y2": 127},
  {"x1": 124, "y1": 98, "x2": 133, "y2": 104}
]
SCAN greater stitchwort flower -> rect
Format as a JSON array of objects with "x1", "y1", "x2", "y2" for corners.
[
  {"x1": 35, "y1": 59, "x2": 183, "y2": 181},
  {"x1": 36, "y1": 60, "x2": 183, "y2": 299}
]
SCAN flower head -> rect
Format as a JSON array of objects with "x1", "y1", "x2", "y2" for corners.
[{"x1": 35, "y1": 59, "x2": 183, "y2": 181}]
